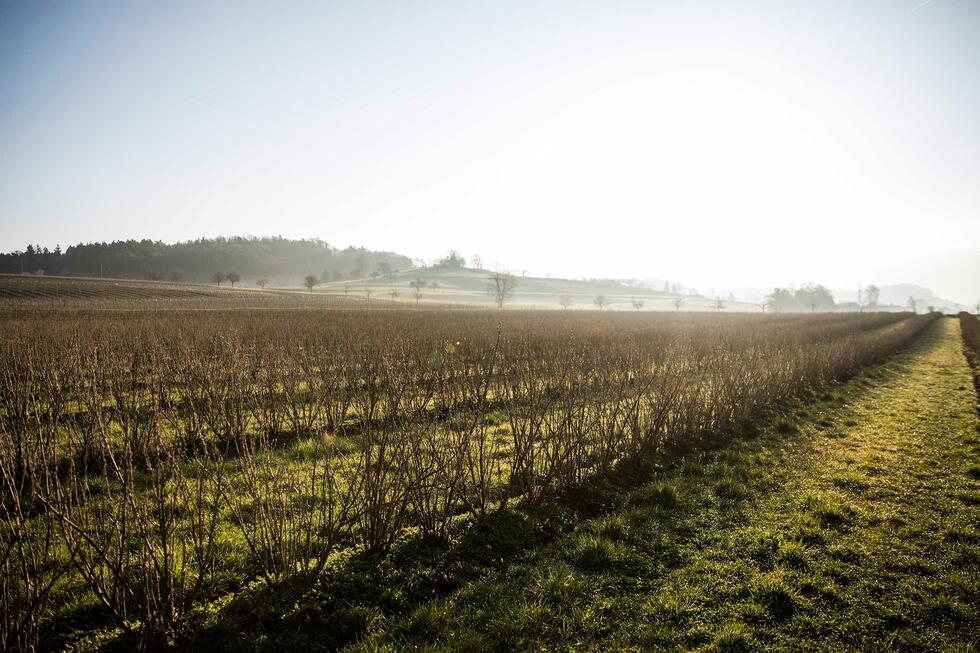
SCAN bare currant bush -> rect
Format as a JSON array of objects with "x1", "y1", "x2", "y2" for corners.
[{"x1": 0, "y1": 306, "x2": 938, "y2": 647}]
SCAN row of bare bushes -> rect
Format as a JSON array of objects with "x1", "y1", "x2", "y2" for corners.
[
  {"x1": 959, "y1": 312, "x2": 980, "y2": 391},
  {"x1": 0, "y1": 309, "x2": 935, "y2": 649},
  {"x1": 960, "y1": 312, "x2": 980, "y2": 357}
]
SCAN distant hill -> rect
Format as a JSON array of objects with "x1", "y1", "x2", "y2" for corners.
[
  {"x1": 306, "y1": 266, "x2": 761, "y2": 312},
  {"x1": 0, "y1": 237, "x2": 413, "y2": 285},
  {"x1": 875, "y1": 284, "x2": 966, "y2": 313}
]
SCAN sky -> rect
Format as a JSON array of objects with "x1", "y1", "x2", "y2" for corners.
[{"x1": 1, "y1": 0, "x2": 978, "y2": 303}]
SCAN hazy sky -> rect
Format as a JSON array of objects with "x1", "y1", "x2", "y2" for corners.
[{"x1": 1, "y1": 1, "x2": 978, "y2": 302}]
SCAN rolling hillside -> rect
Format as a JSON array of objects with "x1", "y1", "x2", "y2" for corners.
[{"x1": 296, "y1": 267, "x2": 762, "y2": 311}]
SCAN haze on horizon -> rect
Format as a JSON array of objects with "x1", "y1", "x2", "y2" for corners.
[{"x1": 1, "y1": 1, "x2": 978, "y2": 304}]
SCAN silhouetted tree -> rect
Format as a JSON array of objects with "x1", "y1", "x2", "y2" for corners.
[
  {"x1": 227, "y1": 272, "x2": 240, "y2": 287},
  {"x1": 559, "y1": 294, "x2": 573, "y2": 310},
  {"x1": 795, "y1": 283, "x2": 834, "y2": 312},
  {"x1": 487, "y1": 272, "x2": 517, "y2": 309},
  {"x1": 304, "y1": 275, "x2": 319, "y2": 292},
  {"x1": 866, "y1": 284, "x2": 880, "y2": 307},
  {"x1": 212, "y1": 272, "x2": 225, "y2": 286},
  {"x1": 766, "y1": 288, "x2": 796, "y2": 313},
  {"x1": 435, "y1": 251, "x2": 466, "y2": 269},
  {"x1": 409, "y1": 278, "x2": 427, "y2": 304},
  {"x1": 256, "y1": 278, "x2": 269, "y2": 289},
  {"x1": 594, "y1": 295, "x2": 609, "y2": 311}
]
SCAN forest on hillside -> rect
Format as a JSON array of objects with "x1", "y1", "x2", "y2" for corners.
[{"x1": 0, "y1": 237, "x2": 413, "y2": 284}]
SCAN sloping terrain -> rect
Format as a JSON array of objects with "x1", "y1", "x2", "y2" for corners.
[{"x1": 311, "y1": 267, "x2": 760, "y2": 311}]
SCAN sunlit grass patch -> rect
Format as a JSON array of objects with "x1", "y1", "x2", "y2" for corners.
[
  {"x1": 773, "y1": 419, "x2": 799, "y2": 435},
  {"x1": 826, "y1": 542, "x2": 864, "y2": 565},
  {"x1": 531, "y1": 563, "x2": 584, "y2": 608},
  {"x1": 949, "y1": 543, "x2": 980, "y2": 568},
  {"x1": 802, "y1": 493, "x2": 856, "y2": 529},
  {"x1": 920, "y1": 591, "x2": 973, "y2": 626},
  {"x1": 944, "y1": 526, "x2": 980, "y2": 545},
  {"x1": 749, "y1": 570, "x2": 798, "y2": 619},
  {"x1": 569, "y1": 534, "x2": 628, "y2": 572},
  {"x1": 398, "y1": 601, "x2": 452, "y2": 642},
  {"x1": 592, "y1": 514, "x2": 629, "y2": 541},
  {"x1": 706, "y1": 620, "x2": 754, "y2": 652},
  {"x1": 637, "y1": 480, "x2": 680, "y2": 510},
  {"x1": 647, "y1": 585, "x2": 698, "y2": 625},
  {"x1": 830, "y1": 470, "x2": 870, "y2": 492},
  {"x1": 777, "y1": 540, "x2": 809, "y2": 571},
  {"x1": 712, "y1": 463, "x2": 751, "y2": 500}
]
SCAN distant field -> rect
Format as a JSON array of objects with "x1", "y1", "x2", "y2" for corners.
[
  {"x1": 0, "y1": 274, "x2": 229, "y2": 301},
  {"x1": 0, "y1": 270, "x2": 765, "y2": 313},
  {"x1": 299, "y1": 267, "x2": 763, "y2": 312},
  {"x1": 0, "y1": 274, "x2": 392, "y2": 310}
]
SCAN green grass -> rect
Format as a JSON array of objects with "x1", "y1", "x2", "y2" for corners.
[{"x1": 340, "y1": 318, "x2": 980, "y2": 652}]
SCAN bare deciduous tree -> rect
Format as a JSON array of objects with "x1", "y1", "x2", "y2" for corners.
[
  {"x1": 409, "y1": 278, "x2": 427, "y2": 304},
  {"x1": 487, "y1": 272, "x2": 517, "y2": 309},
  {"x1": 594, "y1": 295, "x2": 609, "y2": 311},
  {"x1": 559, "y1": 294, "x2": 573, "y2": 310},
  {"x1": 866, "y1": 284, "x2": 880, "y2": 307},
  {"x1": 212, "y1": 271, "x2": 225, "y2": 286}
]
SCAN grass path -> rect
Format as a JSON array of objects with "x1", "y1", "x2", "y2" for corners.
[{"x1": 350, "y1": 318, "x2": 980, "y2": 652}]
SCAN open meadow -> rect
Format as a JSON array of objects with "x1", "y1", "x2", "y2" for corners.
[{"x1": 2, "y1": 286, "x2": 977, "y2": 651}]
